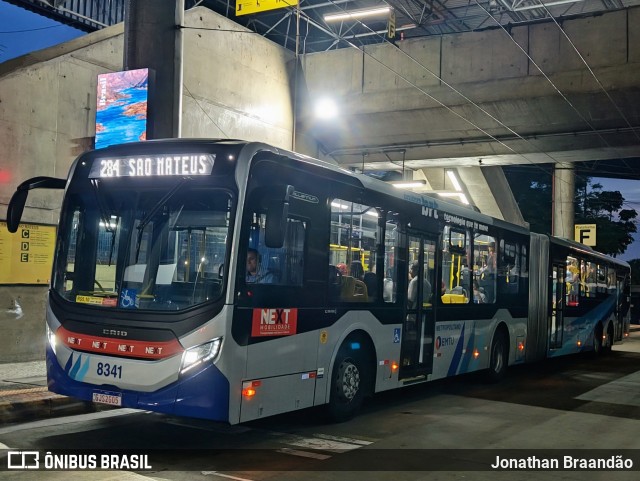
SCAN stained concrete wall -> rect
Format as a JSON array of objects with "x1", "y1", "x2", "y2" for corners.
[
  {"x1": 0, "y1": 287, "x2": 48, "y2": 362},
  {"x1": 180, "y1": 10, "x2": 294, "y2": 143},
  {"x1": 0, "y1": 7, "x2": 294, "y2": 361},
  {"x1": 300, "y1": 7, "x2": 640, "y2": 162},
  {"x1": 299, "y1": 7, "x2": 640, "y2": 231},
  {"x1": 302, "y1": 9, "x2": 637, "y2": 105}
]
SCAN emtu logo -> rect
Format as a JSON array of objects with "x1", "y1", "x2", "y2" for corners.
[
  {"x1": 7, "y1": 451, "x2": 39, "y2": 469},
  {"x1": 435, "y1": 336, "x2": 456, "y2": 350}
]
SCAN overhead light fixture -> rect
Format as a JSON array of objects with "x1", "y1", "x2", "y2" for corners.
[
  {"x1": 387, "y1": 150, "x2": 425, "y2": 189},
  {"x1": 324, "y1": 6, "x2": 391, "y2": 23},
  {"x1": 438, "y1": 192, "x2": 470, "y2": 205},
  {"x1": 390, "y1": 180, "x2": 426, "y2": 189},
  {"x1": 446, "y1": 170, "x2": 462, "y2": 192}
]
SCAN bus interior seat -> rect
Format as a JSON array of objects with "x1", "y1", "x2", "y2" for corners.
[
  {"x1": 450, "y1": 285, "x2": 468, "y2": 298},
  {"x1": 441, "y1": 285, "x2": 468, "y2": 304},
  {"x1": 328, "y1": 264, "x2": 341, "y2": 296},
  {"x1": 340, "y1": 275, "x2": 368, "y2": 302}
]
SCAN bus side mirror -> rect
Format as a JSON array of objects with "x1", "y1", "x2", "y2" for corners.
[
  {"x1": 7, "y1": 190, "x2": 28, "y2": 233},
  {"x1": 6, "y1": 177, "x2": 66, "y2": 233},
  {"x1": 265, "y1": 185, "x2": 294, "y2": 248}
]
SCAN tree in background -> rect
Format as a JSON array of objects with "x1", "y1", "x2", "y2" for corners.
[
  {"x1": 503, "y1": 166, "x2": 637, "y2": 257},
  {"x1": 503, "y1": 166, "x2": 553, "y2": 235},
  {"x1": 575, "y1": 179, "x2": 638, "y2": 256}
]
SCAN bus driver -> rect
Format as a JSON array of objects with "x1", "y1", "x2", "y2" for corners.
[{"x1": 246, "y1": 248, "x2": 274, "y2": 284}]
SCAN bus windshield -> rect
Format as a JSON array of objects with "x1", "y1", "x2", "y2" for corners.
[{"x1": 52, "y1": 179, "x2": 233, "y2": 312}]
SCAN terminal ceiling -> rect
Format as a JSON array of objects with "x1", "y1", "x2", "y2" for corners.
[{"x1": 8, "y1": 0, "x2": 640, "y2": 179}]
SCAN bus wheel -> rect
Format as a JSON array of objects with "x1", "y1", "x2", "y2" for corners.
[
  {"x1": 603, "y1": 325, "x2": 614, "y2": 354},
  {"x1": 327, "y1": 346, "x2": 368, "y2": 422},
  {"x1": 486, "y1": 331, "x2": 508, "y2": 383},
  {"x1": 592, "y1": 324, "x2": 604, "y2": 356}
]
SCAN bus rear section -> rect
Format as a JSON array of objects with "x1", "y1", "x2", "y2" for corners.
[{"x1": 527, "y1": 233, "x2": 630, "y2": 362}]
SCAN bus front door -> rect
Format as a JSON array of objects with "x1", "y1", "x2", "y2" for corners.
[{"x1": 400, "y1": 234, "x2": 437, "y2": 380}]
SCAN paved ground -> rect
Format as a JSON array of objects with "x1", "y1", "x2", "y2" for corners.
[
  {"x1": 2, "y1": 325, "x2": 639, "y2": 425},
  {"x1": 0, "y1": 360, "x2": 98, "y2": 423}
]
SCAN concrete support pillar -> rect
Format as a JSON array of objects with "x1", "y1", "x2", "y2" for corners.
[
  {"x1": 124, "y1": 0, "x2": 183, "y2": 139},
  {"x1": 421, "y1": 167, "x2": 446, "y2": 190},
  {"x1": 478, "y1": 166, "x2": 527, "y2": 226},
  {"x1": 552, "y1": 162, "x2": 575, "y2": 239}
]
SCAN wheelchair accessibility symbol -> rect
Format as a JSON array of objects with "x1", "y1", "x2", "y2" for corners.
[
  {"x1": 393, "y1": 328, "x2": 401, "y2": 343},
  {"x1": 120, "y1": 289, "x2": 137, "y2": 309}
]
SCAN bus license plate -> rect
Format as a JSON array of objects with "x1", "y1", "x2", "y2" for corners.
[{"x1": 92, "y1": 391, "x2": 122, "y2": 406}]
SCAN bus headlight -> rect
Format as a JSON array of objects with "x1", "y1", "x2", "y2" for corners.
[
  {"x1": 47, "y1": 325, "x2": 58, "y2": 355},
  {"x1": 180, "y1": 337, "x2": 222, "y2": 374}
]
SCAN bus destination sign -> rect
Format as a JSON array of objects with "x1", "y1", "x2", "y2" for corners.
[{"x1": 89, "y1": 154, "x2": 216, "y2": 178}]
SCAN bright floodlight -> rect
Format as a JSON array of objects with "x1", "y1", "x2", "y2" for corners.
[{"x1": 315, "y1": 97, "x2": 338, "y2": 120}]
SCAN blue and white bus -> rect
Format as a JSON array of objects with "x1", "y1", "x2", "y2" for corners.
[{"x1": 6, "y1": 139, "x2": 631, "y2": 423}]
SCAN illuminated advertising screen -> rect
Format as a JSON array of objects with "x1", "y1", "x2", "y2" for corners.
[{"x1": 95, "y1": 68, "x2": 149, "y2": 149}]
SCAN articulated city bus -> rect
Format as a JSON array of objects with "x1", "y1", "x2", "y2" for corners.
[{"x1": 5, "y1": 139, "x2": 630, "y2": 423}]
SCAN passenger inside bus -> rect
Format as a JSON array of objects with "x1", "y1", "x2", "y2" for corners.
[
  {"x1": 246, "y1": 248, "x2": 274, "y2": 284},
  {"x1": 473, "y1": 280, "x2": 486, "y2": 304},
  {"x1": 566, "y1": 258, "x2": 580, "y2": 305},
  {"x1": 480, "y1": 243, "x2": 496, "y2": 276},
  {"x1": 383, "y1": 269, "x2": 394, "y2": 302},
  {"x1": 478, "y1": 242, "x2": 496, "y2": 302},
  {"x1": 407, "y1": 261, "x2": 431, "y2": 308}
]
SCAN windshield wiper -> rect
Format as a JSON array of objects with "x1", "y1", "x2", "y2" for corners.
[
  {"x1": 91, "y1": 179, "x2": 121, "y2": 267},
  {"x1": 108, "y1": 215, "x2": 119, "y2": 266},
  {"x1": 135, "y1": 178, "x2": 189, "y2": 262}
]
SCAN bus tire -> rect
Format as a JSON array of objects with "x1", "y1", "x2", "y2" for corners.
[
  {"x1": 592, "y1": 323, "x2": 604, "y2": 356},
  {"x1": 603, "y1": 324, "x2": 614, "y2": 355},
  {"x1": 485, "y1": 330, "x2": 508, "y2": 383},
  {"x1": 327, "y1": 343, "x2": 369, "y2": 422}
]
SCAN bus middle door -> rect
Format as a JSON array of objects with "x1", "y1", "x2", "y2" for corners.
[
  {"x1": 549, "y1": 263, "x2": 565, "y2": 350},
  {"x1": 400, "y1": 234, "x2": 437, "y2": 380}
]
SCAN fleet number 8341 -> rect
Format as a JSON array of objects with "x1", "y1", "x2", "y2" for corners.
[{"x1": 96, "y1": 362, "x2": 123, "y2": 379}]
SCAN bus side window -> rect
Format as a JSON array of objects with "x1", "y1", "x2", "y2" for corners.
[
  {"x1": 565, "y1": 255, "x2": 579, "y2": 307},
  {"x1": 441, "y1": 226, "x2": 470, "y2": 304},
  {"x1": 498, "y1": 240, "x2": 519, "y2": 296},
  {"x1": 246, "y1": 212, "x2": 306, "y2": 287},
  {"x1": 583, "y1": 260, "x2": 597, "y2": 297},
  {"x1": 597, "y1": 265, "x2": 607, "y2": 295},
  {"x1": 472, "y1": 233, "x2": 496, "y2": 304},
  {"x1": 383, "y1": 215, "x2": 399, "y2": 303},
  {"x1": 329, "y1": 199, "x2": 377, "y2": 303}
]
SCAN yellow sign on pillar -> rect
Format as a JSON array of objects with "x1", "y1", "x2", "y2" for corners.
[
  {"x1": 236, "y1": 0, "x2": 298, "y2": 16},
  {"x1": 574, "y1": 223, "x2": 597, "y2": 246},
  {"x1": 0, "y1": 222, "x2": 56, "y2": 284}
]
